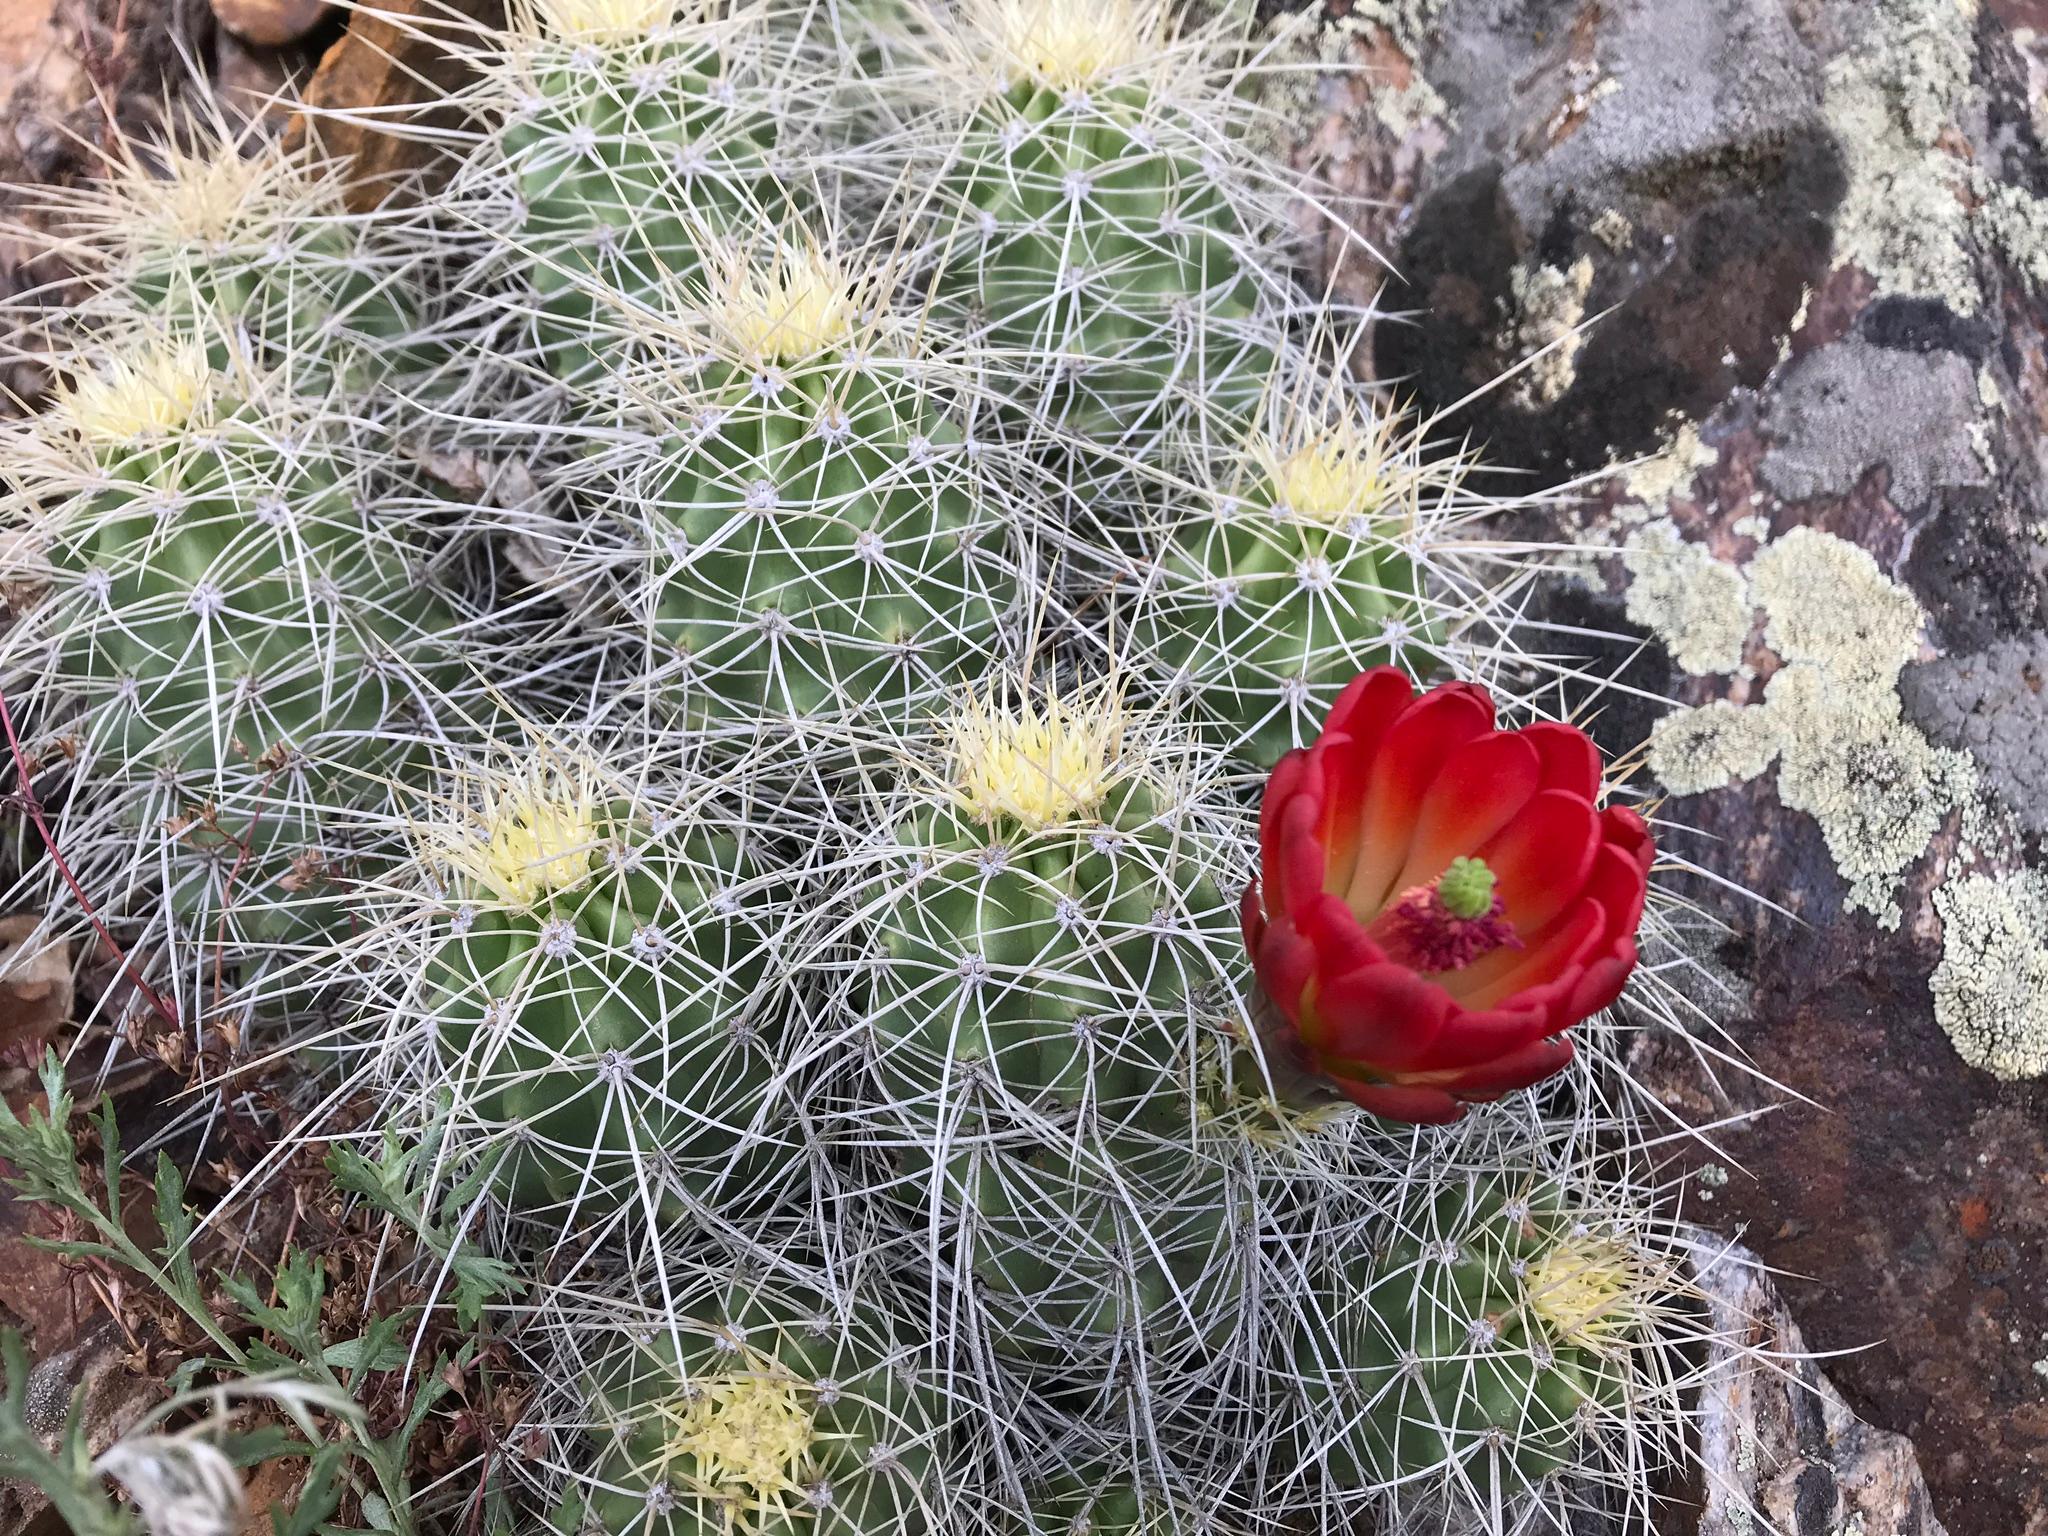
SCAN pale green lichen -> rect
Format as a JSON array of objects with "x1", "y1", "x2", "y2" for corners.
[
  {"x1": 1647, "y1": 700, "x2": 1780, "y2": 796},
  {"x1": 1590, "y1": 208, "x2": 1634, "y2": 252},
  {"x1": 1765, "y1": 663, "x2": 1975, "y2": 927},
  {"x1": 1821, "y1": 0, "x2": 1980, "y2": 312},
  {"x1": 1257, "y1": 4, "x2": 1454, "y2": 154},
  {"x1": 1976, "y1": 180, "x2": 2048, "y2": 291},
  {"x1": 1929, "y1": 868, "x2": 2048, "y2": 1080},
  {"x1": 1638, "y1": 527, "x2": 1972, "y2": 928},
  {"x1": 1747, "y1": 530, "x2": 1972, "y2": 926},
  {"x1": 1623, "y1": 420, "x2": 1719, "y2": 504},
  {"x1": 1343, "y1": 0, "x2": 1450, "y2": 55},
  {"x1": 1505, "y1": 255, "x2": 1595, "y2": 407},
  {"x1": 1623, "y1": 521, "x2": 1752, "y2": 675},
  {"x1": 1749, "y1": 526, "x2": 1923, "y2": 691}
]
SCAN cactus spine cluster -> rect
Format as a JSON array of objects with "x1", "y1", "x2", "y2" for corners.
[
  {"x1": 0, "y1": 0, "x2": 1714, "y2": 1532},
  {"x1": 574, "y1": 241, "x2": 1020, "y2": 732},
  {"x1": 1132, "y1": 389, "x2": 1446, "y2": 767},
  {"x1": 912, "y1": 0, "x2": 1280, "y2": 445},
  {"x1": 406, "y1": 751, "x2": 794, "y2": 1214}
]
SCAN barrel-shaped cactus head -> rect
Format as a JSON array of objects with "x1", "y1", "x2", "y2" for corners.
[
  {"x1": 1129, "y1": 373, "x2": 1460, "y2": 767},
  {"x1": 841, "y1": 682, "x2": 1245, "y2": 1135},
  {"x1": 0, "y1": 330, "x2": 466, "y2": 978},
  {"x1": 887, "y1": 1122, "x2": 1255, "y2": 1381},
  {"x1": 368, "y1": 739, "x2": 803, "y2": 1225},
  {"x1": 14, "y1": 122, "x2": 431, "y2": 391},
  {"x1": 457, "y1": 0, "x2": 804, "y2": 384},
  {"x1": 542, "y1": 1265, "x2": 953, "y2": 1536},
  {"x1": 910, "y1": 0, "x2": 1291, "y2": 446},
  {"x1": 556, "y1": 234, "x2": 1019, "y2": 735},
  {"x1": 1294, "y1": 1173, "x2": 1693, "y2": 1513}
]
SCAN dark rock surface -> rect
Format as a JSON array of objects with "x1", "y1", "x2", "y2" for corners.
[{"x1": 1294, "y1": 0, "x2": 2048, "y2": 1528}]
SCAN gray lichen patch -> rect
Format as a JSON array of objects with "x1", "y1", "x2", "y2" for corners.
[
  {"x1": 1819, "y1": 0, "x2": 2048, "y2": 311},
  {"x1": 1647, "y1": 700, "x2": 1781, "y2": 796},
  {"x1": 1758, "y1": 340, "x2": 1988, "y2": 512},
  {"x1": 1900, "y1": 633, "x2": 2048, "y2": 836},
  {"x1": 1623, "y1": 521, "x2": 1754, "y2": 676},
  {"x1": 1930, "y1": 869, "x2": 2048, "y2": 1080}
]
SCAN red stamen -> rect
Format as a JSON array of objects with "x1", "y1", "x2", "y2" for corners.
[{"x1": 1380, "y1": 882, "x2": 1520, "y2": 974}]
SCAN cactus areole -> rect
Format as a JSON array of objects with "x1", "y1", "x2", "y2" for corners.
[{"x1": 1240, "y1": 667, "x2": 1653, "y2": 1123}]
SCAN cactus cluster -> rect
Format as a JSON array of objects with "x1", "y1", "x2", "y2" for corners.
[
  {"x1": 0, "y1": 326, "x2": 468, "y2": 988},
  {"x1": 0, "y1": 1, "x2": 1721, "y2": 1533}
]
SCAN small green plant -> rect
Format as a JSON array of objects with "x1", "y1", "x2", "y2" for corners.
[{"x1": 0, "y1": 1054, "x2": 521, "y2": 1536}]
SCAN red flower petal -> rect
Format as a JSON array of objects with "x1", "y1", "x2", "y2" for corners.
[
  {"x1": 1522, "y1": 721, "x2": 1603, "y2": 800},
  {"x1": 1436, "y1": 1034, "x2": 1575, "y2": 1096},
  {"x1": 1258, "y1": 749, "x2": 1310, "y2": 917},
  {"x1": 1250, "y1": 915, "x2": 1319, "y2": 1021},
  {"x1": 1239, "y1": 881, "x2": 1265, "y2": 952},
  {"x1": 1388, "y1": 729, "x2": 1541, "y2": 896},
  {"x1": 1580, "y1": 837, "x2": 1651, "y2": 944},
  {"x1": 1477, "y1": 788, "x2": 1600, "y2": 933},
  {"x1": 1329, "y1": 1077, "x2": 1467, "y2": 1124},
  {"x1": 1317, "y1": 668, "x2": 1417, "y2": 895},
  {"x1": 1566, "y1": 942, "x2": 1637, "y2": 1020},
  {"x1": 1404, "y1": 1001, "x2": 1550, "y2": 1071},
  {"x1": 1342, "y1": 686, "x2": 1495, "y2": 917},
  {"x1": 1293, "y1": 891, "x2": 1388, "y2": 975},
  {"x1": 1276, "y1": 793, "x2": 1329, "y2": 922},
  {"x1": 1306, "y1": 961, "x2": 1452, "y2": 1066},
  {"x1": 1321, "y1": 665, "x2": 1418, "y2": 742},
  {"x1": 1455, "y1": 898, "x2": 1605, "y2": 1011}
]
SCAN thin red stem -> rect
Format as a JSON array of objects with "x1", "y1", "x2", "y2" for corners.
[{"x1": 0, "y1": 688, "x2": 179, "y2": 1031}]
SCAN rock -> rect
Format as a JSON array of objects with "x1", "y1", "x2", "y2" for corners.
[
  {"x1": 209, "y1": 0, "x2": 331, "y2": 49},
  {"x1": 1901, "y1": 632, "x2": 2048, "y2": 835},
  {"x1": 0, "y1": 916, "x2": 70, "y2": 1053},
  {"x1": 1689, "y1": 1233, "x2": 1950, "y2": 1536},
  {"x1": 1285, "y1": 0, "x2": 2048, "y2": 1527},
  {"x1": 291, "y1": 0, "x2": 505, "y2": 207},
  {"x1": 1759, "y1": 339, "x2": 1988, "y2": 511},
  {"x1": 1368, "y1": 0, "x2": 1844, "y2": 485}
]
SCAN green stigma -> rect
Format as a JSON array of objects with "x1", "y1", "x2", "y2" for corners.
[{"x1": 1437, "y1": 857, "x2": 1497, "y2": 920}]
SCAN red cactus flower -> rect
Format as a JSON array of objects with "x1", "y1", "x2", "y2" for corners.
[{"x1": 1241, "y1": 667, "x2": 1653, "y2": 1124}]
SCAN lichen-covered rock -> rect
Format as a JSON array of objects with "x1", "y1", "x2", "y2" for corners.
[{"x1": 1292, "y1": 0, "x2": 2048, "y2": 1525}]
